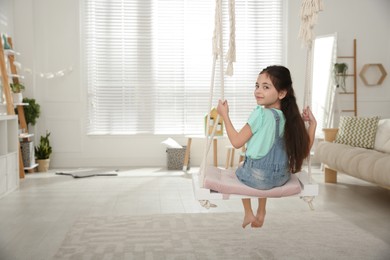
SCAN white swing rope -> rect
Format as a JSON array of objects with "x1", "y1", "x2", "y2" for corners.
[
  {"x1": 298, "y1": 0, "x2": 323, "y2": 208},
  {"x1": 299, "y1": 0, "x2": 323, "y2": 109},
  {"x1": 199, "y1": 0, "x2": 235, "y2": 188}
]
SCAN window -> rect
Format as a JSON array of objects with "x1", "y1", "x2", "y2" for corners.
[{"x1": 83, "y1": 0, "x2": 285, "y2": 135}]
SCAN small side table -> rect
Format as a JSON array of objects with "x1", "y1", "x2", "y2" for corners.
[{"x1": 182, "y1": 135, "x2": 226, "y2": 171}]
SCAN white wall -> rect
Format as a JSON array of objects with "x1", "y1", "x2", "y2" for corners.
[
  {"x1": 0, "y1": 0, "x2": 13, "y2": 34},
  {"x1": 288, "y1": 0, "x2": 390, "y2": 119},
  {"x1": 4, "y1": 0, "x2": 390, "y2": 168}
]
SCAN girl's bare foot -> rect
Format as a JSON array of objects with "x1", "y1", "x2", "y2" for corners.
[
  {"x1": 242, "y1": 214, "x2": 257, "y2": 228},
  {"x1": 252, "y1": 210, "x2": 266, "y2": 228},
  {"x1": 250, "y1": 219, "x2": 262, "y2": 228}
]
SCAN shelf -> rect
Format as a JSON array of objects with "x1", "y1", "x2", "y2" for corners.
[
  {"x1": 337, "y1": 56, "x2": 354, "y2": 59},
  {"x1": 335, "y1": 73, "x2": 355, "y2": 77},
  {"x1": 19, "y1": 133, "x2": 34, "y2": 139},
  {"x1": 13, "y1": 103, "x2": 29, "y2": 107},
  {"x1": 0, "y1": 115, "x2": 17, "y2": 120},
  {"x1": 359, "y1": 63, "x2": 387, "y2": 86},
  {"x1": 3, "y1": 49, "x2": 20, "y2": 56},
  {"x1": 339, "y1": 92, "x2": 355, "y2": 95},
  {"x1": 24, "y1": 163, "x2": 38, "y2": 170},
  {"x1": 7, "y1": 74, "x2": 24, "y2": 79}
]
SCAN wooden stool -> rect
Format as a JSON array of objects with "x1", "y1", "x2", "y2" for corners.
[
  {"x1": 182, "y1": 135, "x2": 226, "y2": 171},
  {"x1": 225, "y1": 145, "x2": 246, "y2": 169}
]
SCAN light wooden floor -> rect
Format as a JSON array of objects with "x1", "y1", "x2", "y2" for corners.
[{"x1": 0, "y1": 166, "x2": 389, "y2": 259}]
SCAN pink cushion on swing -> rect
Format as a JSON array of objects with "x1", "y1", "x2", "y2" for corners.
[{"x1": 203, "y1": 166, "x2": 302, "y2": 198}]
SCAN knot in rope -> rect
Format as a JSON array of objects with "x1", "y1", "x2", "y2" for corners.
[
  {"x1": 212, "y1": 0, "x2": 236, "y2": 76},
  {"x1": 298, "y1": 0, "x2": 324, "y2": 48},
  {"x1": 225, "y1": 0, "x2": 236, "y2": 76}
]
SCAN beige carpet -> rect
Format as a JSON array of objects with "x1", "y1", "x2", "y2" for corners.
[{"x1": 54, "y1": 211, "x2": 389, "y2": 260}]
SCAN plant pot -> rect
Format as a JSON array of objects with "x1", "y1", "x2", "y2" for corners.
[
  {"x1": 12, "y1": 93, "x2": 23, "y2": 104},
  {"x1": 37, "y1": 159, "x2": 50, "y2": 172},
  {"x1": 322, "y1": 128, "x2": 339, "y2": 142}
]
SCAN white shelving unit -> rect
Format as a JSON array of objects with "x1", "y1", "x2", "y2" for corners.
[{"x1": 0, "y1": 115, "x2": 19, "y2": 198}]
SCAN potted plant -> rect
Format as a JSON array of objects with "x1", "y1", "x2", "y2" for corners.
[
  {"x1": 22, "y1": 97, "x2": 41, "y2": 128},
  {"x1": 35, "y1": 131, "x2": 52, "y2": 172},
  {"x1": 334, "y1": 63, "x2": 348, "y2": 92},
  {"x1": 10, "y1": 82, "x2": 25, "y2": 104}
]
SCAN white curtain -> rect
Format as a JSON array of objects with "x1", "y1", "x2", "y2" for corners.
[{"x1": 83, "y1": 0, "x2": 285, "y2": 135}]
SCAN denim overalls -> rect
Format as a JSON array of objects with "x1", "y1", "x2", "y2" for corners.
[{"x1": 236, "y1": 109, "x2": 290, "y2": 190}]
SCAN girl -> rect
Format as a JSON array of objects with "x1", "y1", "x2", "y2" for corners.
[{"x1": 217, "y1": 65, "x2": 317, "y2": 228}]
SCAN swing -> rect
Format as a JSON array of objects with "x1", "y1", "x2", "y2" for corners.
[{"x1": 192, "y1": 0, "x2": 323, "y2": 209}]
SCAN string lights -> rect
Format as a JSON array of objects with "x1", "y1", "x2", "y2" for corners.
[{"x1": 2, "y1": 33, "x2": 73, "y2": 80}]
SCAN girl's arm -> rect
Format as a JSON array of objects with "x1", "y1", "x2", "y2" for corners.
[
  {"x1": 302, "y1": 106, "x2": 317, "y2": 150},
  {"x1": 217, "y1": 100, "x2": 252, "y2": 149}
]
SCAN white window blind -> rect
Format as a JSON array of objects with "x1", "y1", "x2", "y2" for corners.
[{"x1": 83, "y1": 0, "x2": 285, "y2": 135}]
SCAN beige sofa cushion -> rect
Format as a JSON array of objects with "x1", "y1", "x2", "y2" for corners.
[
  {"x1": 335, "y1": 116, "x2": 380, "y2": 149},
  {"x1": 315, "y1": 142, "x2": 390, "y2": 187},
  {"x1": 374, "y1": 119, "x2": 390, "y2": 153}
]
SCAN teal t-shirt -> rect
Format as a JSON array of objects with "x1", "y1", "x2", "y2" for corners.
[{"x1": 246, "y1": 106, "x2": 285, "y2": 159}]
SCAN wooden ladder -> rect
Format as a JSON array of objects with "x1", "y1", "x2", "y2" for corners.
[
  {"x1": 0, "y1": 36, "x2": 37, "y2": 178},
  {"x1": 337, "y1": 39, "x2": 357, "y2": 116}
]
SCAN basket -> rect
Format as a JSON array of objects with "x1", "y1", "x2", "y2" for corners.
[{"x1": 166, "y1": 146, "x2": 189, "y2": 170}]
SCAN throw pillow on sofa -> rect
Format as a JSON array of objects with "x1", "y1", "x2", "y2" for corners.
[
  {"x1": 335, "y1": 116, "x2": 380, "y2": 149},
  {"x1": 374, "y1": 119, "x2": 390, "y2": 153}
]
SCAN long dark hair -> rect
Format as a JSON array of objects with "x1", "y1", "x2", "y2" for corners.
[{"x1": 260, "y1": 65, "x2": 310, "y2": 173}]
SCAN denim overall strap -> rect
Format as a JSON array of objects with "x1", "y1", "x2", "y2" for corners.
[{"x1": 269, "y1": 109, "x2": 280, "y2": 140}]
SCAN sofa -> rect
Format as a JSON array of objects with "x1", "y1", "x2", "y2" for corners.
[{"x1": 314, "y1": 117, "x2": 390, "y2": 189}]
